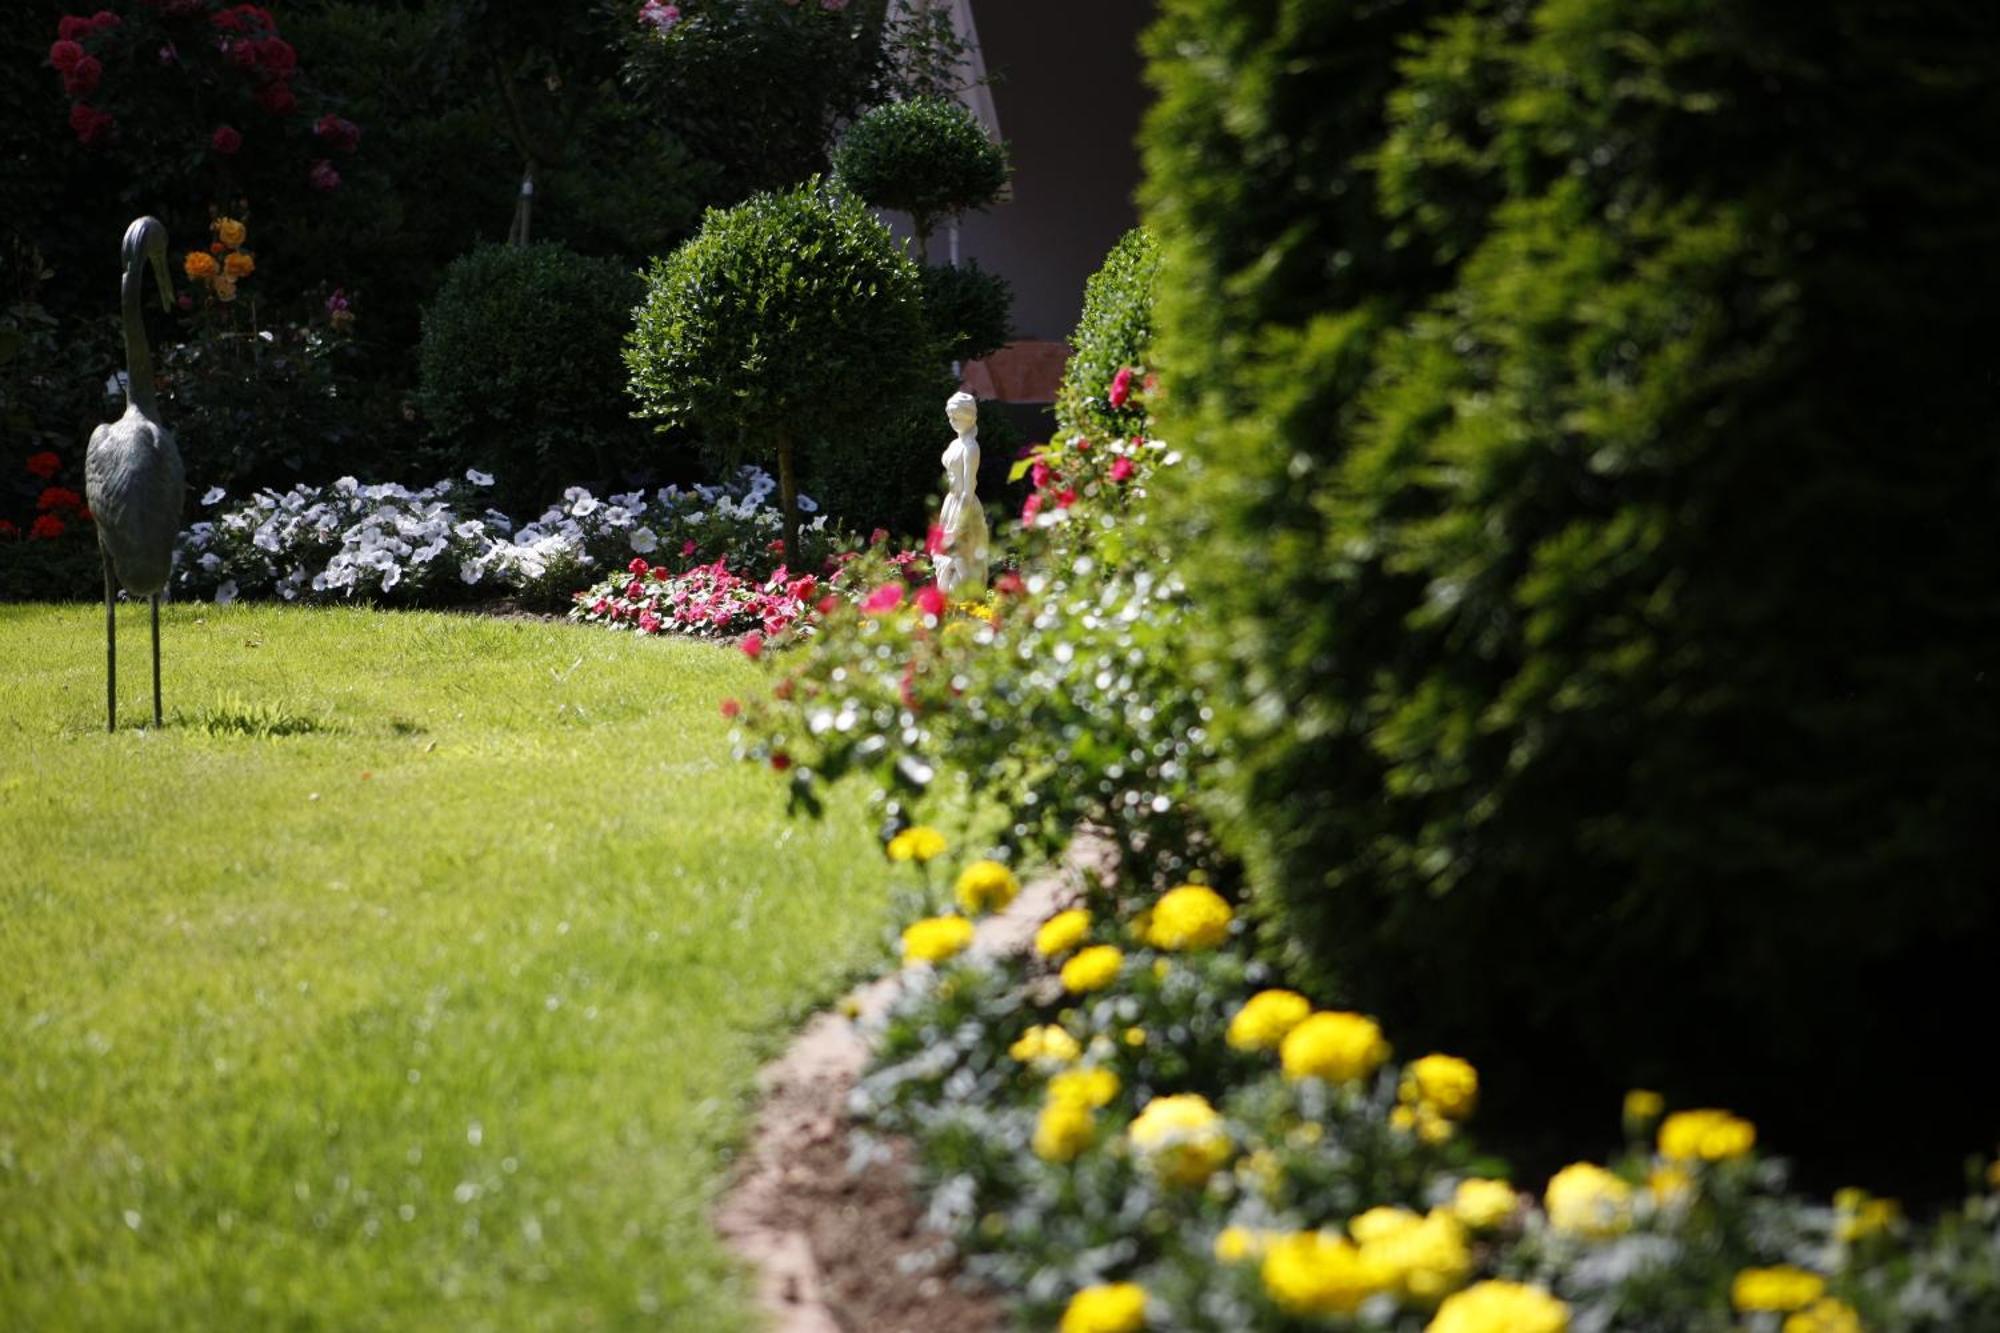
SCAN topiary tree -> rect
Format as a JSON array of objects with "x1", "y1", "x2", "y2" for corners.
[
  {"x1": 417, "y1": 242, "x2": 643, "y2": 512},
  {"x1": 918, "y1": 258, "x2": 1011, "y2": 366},
  {"x1": 1144, "y1": 0, "x2": 2000, "y2": 1178},
  {"x1": 626, "y1": 181, "x2": 933, "y2": 564},
  {"x1": 832, "y1": 95, "x2": 1008, "y2": 261},
  {"x1": 1054, "y1": 226, "x2": 1160, "y2": 446}
]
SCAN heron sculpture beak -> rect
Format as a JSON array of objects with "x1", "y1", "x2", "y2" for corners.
[{"x1": 151, "y1": 243, "x2": 174, "y2": 313}]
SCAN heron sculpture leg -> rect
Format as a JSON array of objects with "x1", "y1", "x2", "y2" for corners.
[
  {"x1": 151, "y1": 594, "x2": 162, "y2": 728},
  {"x1": 102, "y1": 551, "x2": 117, "y2": 733}
]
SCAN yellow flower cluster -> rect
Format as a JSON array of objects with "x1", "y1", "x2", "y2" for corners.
[
  {"x1": 1058, "y1": 1281, "x2": 1146, "y2": 1333},
  {"x1": 1008, "y1": 1024, "x2": 1080, "y2": 1067},
  {"x1": 1449, "y1": 1178, "x2": 1517, "y2": 1231},
  {"x1": 900, "y1": 914, "x2": 973, "y2": 965},
  {"x1": 1658, "y1": 1108, "x2": 1756, "y2": 1162},
  {"x1": 1226, "y1": 989, "x2": 1310, "y2": 1052},
  {"x1": 1141, "y1": 883, "x2": 1232, "y2": 951},
  {"x1": 1061, "y1": 944, "x2": 1124, "y2": 994},
  {"x1": 1833, "y1": 1187, "x2": 1902, "y2": 1243},
  {"x1": 1731, "y1": 1266, "x2": 1827, "y2": 1313},
  {"x1": 954, "y1": 858, "x2": 1019, "y2": 914},
  {"x1": 1260, "y1": 1232, "x2": 1379, "y2": 1317},
  {"x1": 1034, "y1": 1064, "x2": 1121, "y2": 1164},
  {"x1": 183, "y1": 215, "x2": 254, "y2": 303},
  {"x1": 1783, "y1": 1299, "x2": 1864, "y2": 1333},
  {"x1": 1350, "y1": 1207, "x2": 1471, "y2": 1306},
  {"x1": 1280, "y1": 1011, "x2": 1391, "y2": 1085},
  {"x1": 1544, "y1": 1162, "x2": 1634, "y2": 1238},
  {"x1": 1392, "y1": 1053, "x2": 1478, "y2": 1143},
  {"x1": 1049, "y1": 1066, "x2": 1120, "y2": 1109},
  {"x1": 1128, "y1": 1093, "x2": 1232, "y2": 1186},
  {"x1": 1426, "y1": 1280, "x2": 1570, "y2": 1333},
  {"x1": 1034, "y1": 908, "x2": 1091, "y2": 957},
  {"x1": 886, "y1": 824, "x2": 946, "y2": 862},
  {"x1": 1623, "y1": 1088, "x2": 1665, "y2": 1126}
]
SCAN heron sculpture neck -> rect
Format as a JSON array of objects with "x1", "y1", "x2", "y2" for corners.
[{"x1": 119, "y1": 235, "x2": 162, "y2": 421}]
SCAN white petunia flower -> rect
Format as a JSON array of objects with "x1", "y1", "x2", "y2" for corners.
[
  {"x1": 629, "y1": 526, "x2": 658, "y2": 554},
  {"x1": 466, "y1": 468, "x2": 495, "y2": 486},
  {"x1": 201, "y1": 486, "x2": 227, "y2": 506},
  {"x1": 214, "y1": 580, "x2": 239, "y2": 605}
]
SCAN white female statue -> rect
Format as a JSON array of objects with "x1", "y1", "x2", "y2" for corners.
[{"x1": 935, "y1": 390, "x2": 989, "y2": 596}]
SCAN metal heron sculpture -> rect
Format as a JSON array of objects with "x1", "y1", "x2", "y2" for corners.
[{"x1": 84, "y1": 216, "x2": 184, "y2": 732}]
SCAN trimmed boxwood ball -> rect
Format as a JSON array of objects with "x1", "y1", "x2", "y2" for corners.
[
  {"x1": 1055, "y1": 227, "x2": 1160, "y2": 446},
  {"x1": 416, "y1": 242, "x2": 643, "y2": 513},
  {"x1": 626, "y1": 180, "x2": 934, "y2": 562},
  {"x1": 1145, "y1": 0, "x2": 2000, "y2": 1183},
  {"x1": 919, "y1": 260, "x2": 1012, "y2": 365},
  {"x1": 832, "y1": 96, "x2": 1008, "y2": 258}
]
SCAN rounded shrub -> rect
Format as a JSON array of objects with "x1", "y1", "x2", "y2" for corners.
[
  {"x1": 1054, "y1": 227, "x2": 1160, "y2": 445},
  {"x1": 1144, "y1": 0, "x2": 2000, "y2": 1180},
  {"x1": 626, "y1": 180, "x2": 934, "y2": 560},
  {"x1": 832, "y1": 96, "x2": 1008, "y2": 258},
  {"x1": 919, "y1": 260, "x2": 1012, "y2": 366},
  {"x1": 417, "y1": 243, "x2": 643, "y2": 512}
]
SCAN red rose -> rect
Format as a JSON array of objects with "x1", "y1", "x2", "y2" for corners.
[
  {"x1": 313, "y1": 113, "x2": 361, "y2": 153},
  {"x1": 49, "y1": 39, "x2": 86, "y2": 72},
  {"x1": 29, "y1": 514, "x2": 66, "y2": 540},
  {"x1": 258, "y1": 37, "x2": 297, "y2": 73},
  {"x1": 815, "y1": 595, "x2": 838, "y2": 615},
  {"x1": 868, "y1": 527, "x2": 888, "y2": 546},
  {"x1": 90, "y1": 10, "x2": 121, "y2": 31},
  {"x1": 62, "y1": 56, "x2": 101, "y2": 97},
  {"x1": 994, "y1": 571, "x2": 1024, "y2": 597},
  {"x1": 1055, "y1": 488, "x2": 1078, "y2": 509},
  {"x1": 68, "y1": 102, "x2": 113, "y2": 146},
  {"x1": 741, "y1": 631, "x2": 765, "y2": 659},
  {"x1": 222, "y1": 38, "x2": 259, "y2": 70},
  {"x1": 25, "y1": 451, "x2": 62, "y2": 480},
  {"x1": 38, "y1": 486, "x2": 85, "y2": 512},
  {"x1": 1109, "y1": 456, "x2": 1136, "y2": 483},
  {"x1": 1030, "y1": 460, "x2": 1056, "y2": 490},
  {"x1": 1107, "y1": 365, "x2": 1134, "y2": 409},
  {"x1": 256, "y1": 79, "x2": 296, "y2": 114},
  {"x1": 57, "y1": 17, "x2": 90, "y2": 42},
  {"x1": 769, "y1": 751, "x2": 792, "y2": 772},
  {"x1": 627, "y1": 556, "x2": 650, "y2": 575},
  {"x1": 308, "y1": 158, "x2": 341, "y2": 191},
  {"x1": 719, "y1": 698, "x2": 741, "y2": 719},
  {"x1": 1020, "y1": 493, "x2": 1042, "y2": 523},
  {"x1": 915, "y1": 585, "x2": 946, "y2": 619},
  {"x1": 862, "y1": 584, "x2": 905, "y2": 615},
  {"x1": 211, "y1": 124, "x2": 242, "y2": 155},
  {"x1": 0, "y1": 519, "x2": 18, "y2": 539},
  {"x1": 636, "y1": 610, "x2": 661, "y2": 634}
]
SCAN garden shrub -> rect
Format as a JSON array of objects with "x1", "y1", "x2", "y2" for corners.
[
  {"x1": 1143, "y1": 0, "x2": 2000, "y2": 1177},
  {"x1": 1053, "y1": 227, "x2": 1160, "y2": 448},
  {"x1": 417, "y1": 242, "x2": 644, "y2": 514},
  {"x1": 832, "y1": 95, "x2": 1009, "y2": 260},
  {"x1": 918, "y1": 260, "x2": 1012, "y2": 367},
  {"x1": 626, "y1": 181, "x2": 933, "y2": 562}
]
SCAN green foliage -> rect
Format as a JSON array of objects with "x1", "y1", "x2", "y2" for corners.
[
  {"x1": 1143, "y1": 0, "x2": 2000, "y2": 1174},
  {"x1": 0, "y1": 603, "x2": 897, "y2": 1329},
  {"x1": 832, "y1": 96, "x2": 1009, "y2": 254},
  {"x1": 1054, "y1": 227, "x2": 1160, "y2": 447},
  {"x1": 918, "y1": 260, "x2": 1012, "y2": 366},
  {"x1": 626, "y1": 182, "x2": 932, "y2": 549},
  {"x1": 417, "y1": 242, "x2": 644, "y2": 512}
]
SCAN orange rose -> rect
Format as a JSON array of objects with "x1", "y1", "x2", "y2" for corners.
[
  {"x1": 223, "y1": 252, "x2": 255, "y2": 279},
  {"x1": 213, "y1": 217, "x2": 246, "y2": 248},
  {"x1": 184, "y1": 252, "x2": 219, "y2": 281},
  {"x1": 213, "y1": 275, "x2": 238, "y2": 302}
]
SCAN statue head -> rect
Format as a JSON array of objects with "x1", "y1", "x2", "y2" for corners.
[{"x1": 946, "y1": 390, "x2": 979, "y2": 435}]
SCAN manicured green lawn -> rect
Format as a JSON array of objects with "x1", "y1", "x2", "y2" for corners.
[{"x1": 0, "y1": 603, "x2": 890, "y2": 1331}]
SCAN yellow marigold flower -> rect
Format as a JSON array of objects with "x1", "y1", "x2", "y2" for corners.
[
  {"x1": 1648, "y1": 1164, "x2": 1694, "y2": 1205},
  {"x1": 1008, "y1": 1024, "x2": 1081, "y2": 1067},
  {"x1": 1060, "y1": 944, "x2": 1123, "y2": 994},
  {"x1": 213, "y1": 217, "x2": 246, "y2": 248},
  {"x1": 1128, "y1": 1093, "x2": 1232, "y2": 1187},
  {"x1": 1732, "y1": 1267, "x2": 1828, "y2": 1313},
  {"x1": 1142, "y1": 883, "x2": 1232, "y2": 951},
  {"x1": 1451, "y1": 1178, "x2": 1517, "y2": 1231},
  {"x1": 1280, "y1": 1011, "x2": 1391, "y2": 1085},
  {"x1": 1048, "y1": 1066, "x2": 1119, "y2": 1109},
  {"x1": 222, "y1": 251, "x2": 255, "y2": 279},
  {"x1": 1833, "y1": 1188, "x2": 1901, "y2": 1242},
  {"x1": 1226, "y1": 989, "x2": 1312, "y2": 1052},
  {"x1": 1624, "y1": 1089, "x2": 1665, "y2": 1125},
  {"x1": 1033, "y1": 1098, "x2": 1095, "y2": 1163},
  {"x1": 1401, "y1": 1054, "x2": 1479, "y2": 1120},
  {"x1": 1260, "y1": 1232, "x2": 1385, "y2": 1317},
  {"x1": 953, "y1": 858, "x2": 1019, "y2": 915},
  {"x1": 900, "y1": 914, "x2": 974, "y2": 965},
  {"x1": 184, "y1": 251, "x2": 218, "y2": 281},
  {"x1": 1360, "y1": 1208, "x2": 1471, "y2": 1307},
  {"x1": 1782, "y1": 1298, "x2": 1864, "y2": 1333},
  {"x1": 1059, "y1": 1281, "x2": 1146, "y2": 1333},
  {"x1": 1348, "y1": 1206, "x2": 1421, "y2": 1244},
  {"x1": 1426, "y1": 1280, "x2": 1570, "y2": 1333},
  {"x1": 1544, "y1": 1162, "x2": 1634, "y2": 1238},
  {"x1": 213, "y1": 274, "x2": 238, "y2": 302},
  {"x1": 886, "y1": 825, "x2": 947, "y2": 863},
  {"x1": 1123, "y1": 1026, "x2": 1147, "y2": 1047},
  {"x1": 1658, "y1": 1108, "x2": 1756, "y2": 1162},
  {"x1": 1034, "y1": 907, "x2": 1091, "y2": 957},
  {"x1": 1213, "y1": 1225, "x2": 1262, "y2": 1263}
]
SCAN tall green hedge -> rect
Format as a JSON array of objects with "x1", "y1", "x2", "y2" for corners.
[{"x1": 1144, "y1": 0, "x2": 2000, "y2": 1178}]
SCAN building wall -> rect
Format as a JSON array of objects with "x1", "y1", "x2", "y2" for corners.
[{"x1": 956, "y1": 0, "x2": 1153, "y2": 343}]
